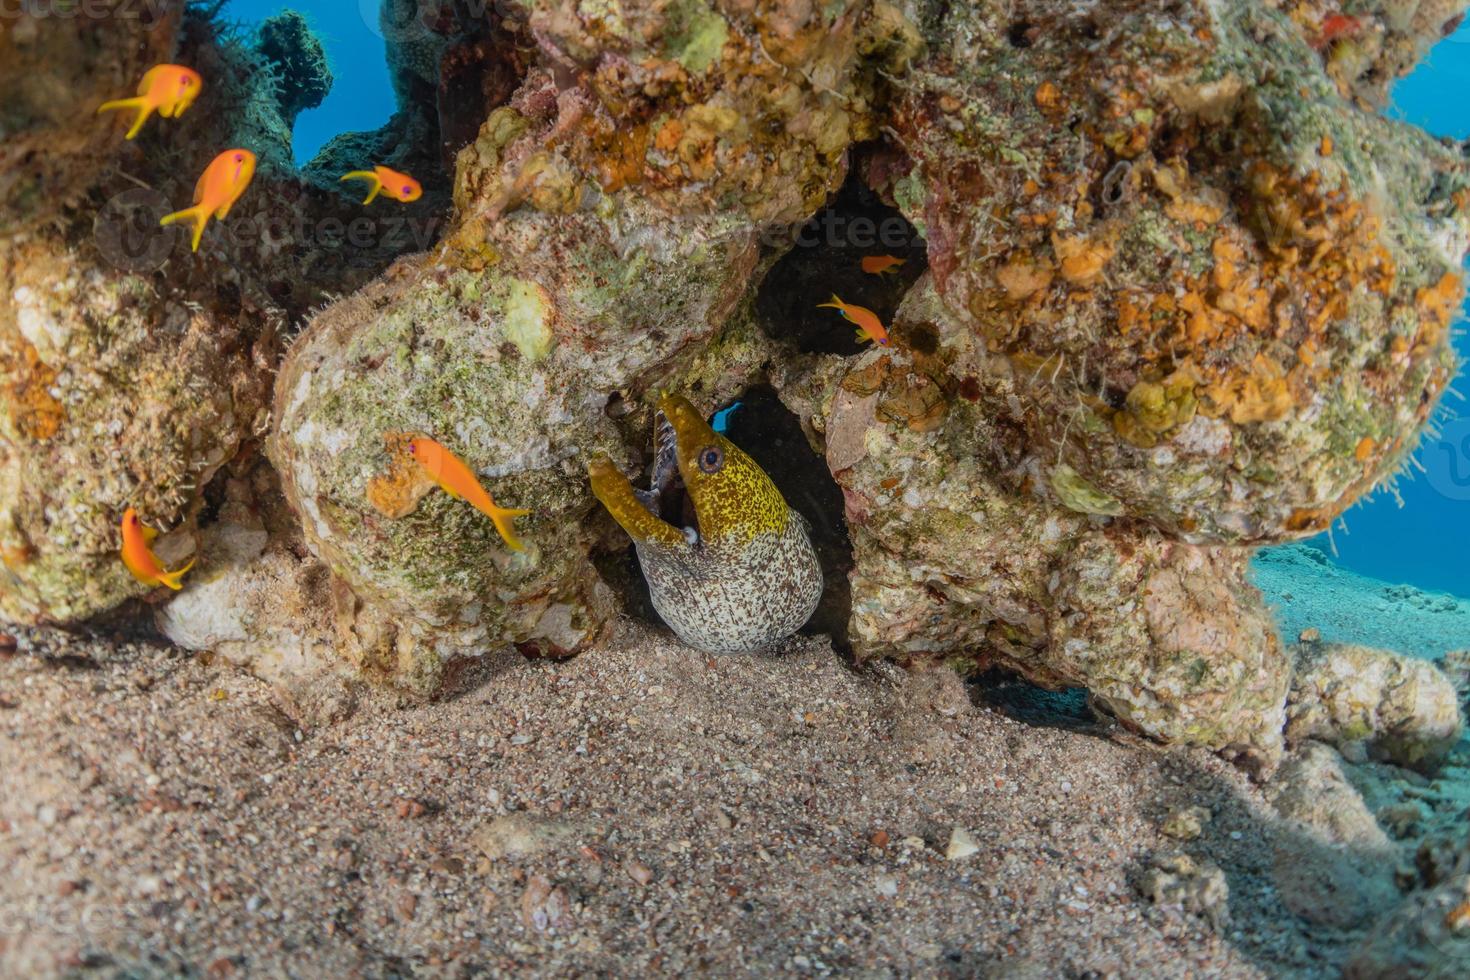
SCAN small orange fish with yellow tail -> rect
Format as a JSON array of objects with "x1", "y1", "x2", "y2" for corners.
[
  {"x1": 97, "y1": 64, "x2": 202, "y2": 140},
  {"x1": 860, "y1": 255, "x2": 906, "y2": 277},
  {"x1": 817, "y1": 294, "x2": 890, "y2": 346},
  {"x1": 119, "y1": 507, "x2": 195, "y2": 590},
  {"x1": 408, "y1": 437, "x2": 530, "y2": 550},
  {"x1": 340, "y1": 165, "x2": 422, "y2": 205},
  {"x1": 160, "y1": 149, "x2": 256, "y2": 252}
]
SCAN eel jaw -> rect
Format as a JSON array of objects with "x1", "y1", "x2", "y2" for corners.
[
  {"x1": 588, "y1": 455, "x2": 689, "y2": 549},
  {"x1": 633, "y1": 408, "x2": 681, "y2": 512}
]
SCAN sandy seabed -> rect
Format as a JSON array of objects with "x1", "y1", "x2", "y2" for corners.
[{"x1": 5, "y1": 615, "x2": 1456, "y2": 979}]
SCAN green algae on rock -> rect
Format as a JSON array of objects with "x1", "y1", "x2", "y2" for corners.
[
  {"x1": 890, "y1": 0, "x2": 1470, "y2": 544},
  {"x1": 270, "y1": 267, "x2": 626, "y2": 696},
  {"x1": 0, "y1": 229, "x2": 274, "y2": 623}
]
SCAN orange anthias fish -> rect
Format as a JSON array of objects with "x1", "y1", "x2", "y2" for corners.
[
  {"x1": 408, "y1": 437, "x2": 530, "y2": 550},
  {"x1": 119, "y1": 507, "x2": 195, "y2": 590},
  {"x1": 861, "y1": 254, "x2": 906, "y2": 276},
  {"x1": 817, "y1": 294, "x2": 890, "y2": 346},
  {"x1": 97, "y1": 64, "x2": 203, "y2": 140},
  {"x1": 340, "y1": 165, "x2": 423, "y2": 205},
  {"x1": 160, "y1": 149, "x2": 256, "y2": 252}
]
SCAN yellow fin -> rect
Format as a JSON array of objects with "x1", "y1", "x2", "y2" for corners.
[
  {"x1": 157, "y1": 556, "x2": 196, "y2": 591},
  {"x1": 160, "y1": 205, "x2": 209, "y2": 252},
  {"x1": 97, "y1": 97, "x2": 153, "y2": 140}
]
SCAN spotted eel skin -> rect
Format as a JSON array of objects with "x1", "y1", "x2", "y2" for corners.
[{"x1": 588, "y1": 394, "x2": 822, "y2": 654}]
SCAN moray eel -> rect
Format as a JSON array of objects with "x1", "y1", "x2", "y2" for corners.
[{"x1": 589, "y1": 394, "x2": 822, "y2": 654}]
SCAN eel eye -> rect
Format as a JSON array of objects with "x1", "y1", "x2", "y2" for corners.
[{"x1": 697, "y1": 445, "x2": 724, "y2": 474}]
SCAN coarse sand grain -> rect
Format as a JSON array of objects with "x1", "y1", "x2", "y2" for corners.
[{"x1": 0, "y1": 620, "x2": 1404, "y2": 977}]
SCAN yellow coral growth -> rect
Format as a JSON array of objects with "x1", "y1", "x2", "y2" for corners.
[
  {"x1": 2, "y1": 340, "x2": 64, "y2": 442},
  {"x1": 1052, "y1": 233, "x2": 1115, "y2": 286},
  {"x1": 1113, "y1": 366, "x2": 1201, "y2": 448},
  {"x1": 366, "y1": 432, "x2": 435, "y2": 519},
  {"x1": 1413, "y1": 271, "x2": 1464, "y2": 350},
  {"x1": 1201, "y1": 355, "x2": 1293, "y2": 424}
]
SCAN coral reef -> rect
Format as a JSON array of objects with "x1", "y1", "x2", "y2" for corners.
[
  {"x1": 255, "y1": 11, "x2": 332, "y2": 126},
  {"x1": 776, "y1": 274, "x2": 1290, "y2": 766},
  {"x1": 1, "y1": 0, "x2": 1465, "y2": 772},
  {"x1": 1276, "y1": 0, "x2": 1470, "y2": 106},
  {"x1": 888, "y1": 0, "x2": 1470, "y2": 544},
  {"x1": 268, "y1": 0, "x2": 903, "y2": 693},
  {"x1": 0, "y1": 5, "x2": 451, "y2": 625},
  {"x1": 0, "y1": 228, "x2": 274, "y2": 621}
]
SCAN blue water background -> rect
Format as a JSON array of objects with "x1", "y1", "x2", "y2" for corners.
[
  {"x1": 225, "y1": 1, "x2": 396, "y2": 164},
  {"x1": 229, "y1": 2, "x2": 1470, "y2": 597},
  {"x1": 1328, "y1": 22, "x2": 1470, "y2": 599}
]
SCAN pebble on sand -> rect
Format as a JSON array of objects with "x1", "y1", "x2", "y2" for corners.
[{"x1": 946, "y1": 827, "x2": 980, "y2": 860}]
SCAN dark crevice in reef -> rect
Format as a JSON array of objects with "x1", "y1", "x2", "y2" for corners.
[
  {"x1": 595, "y1": 387, "x2": 855, "y2": 652},
  {"x1": 969, "y1": 669, "x2": 1102, "y2": 733},
  {"x1": 756, "y1": 160, "x2": 927, "y2": 356}
]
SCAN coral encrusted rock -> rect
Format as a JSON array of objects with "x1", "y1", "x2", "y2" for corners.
[
  {"x1": 1286, "y1": 640, "x2": 1465, "y2": 772},
  {"x1": 0, "y1": 229, "x2": 275, "y2": 623},
  {"x1": 890, "y1": 0, "x2": 1470, "y2": 543},
  {"x1": 776, "y1": 273, "x2": 1289, "y2": 766},
  {"x1": 268, "y1": 2, "x2": 912, "y2": 694},
  {"x1": 271, "y1": 265, "x2": 627, "y2": 696}
]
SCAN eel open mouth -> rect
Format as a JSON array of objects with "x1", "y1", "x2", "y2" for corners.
[{"x1": 634, "y1": 408, "x2": 699, "y2": 542}]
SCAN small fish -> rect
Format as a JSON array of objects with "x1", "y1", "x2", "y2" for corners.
[
  {"x1": 817, "y1": 294, "x2": 890, "y2": 346},
  {"x1": 340, "y1": 165, "x2": 423, "y2": 205},
  {"x1": 119, "y1": 507, "x2": 195, "y2": 590},
  {"x1": 408, "y1": 436, "x2": 530, "y2": 550},
  {"x1": 159, "y1": 149, "x2": 256, "y2": 252},
  {"x1": 861, "y1": 255, "x2": 906, "y2": 276},
  {"x1": 97, "y1": 64, "x2": 202, "y2": 140}
]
